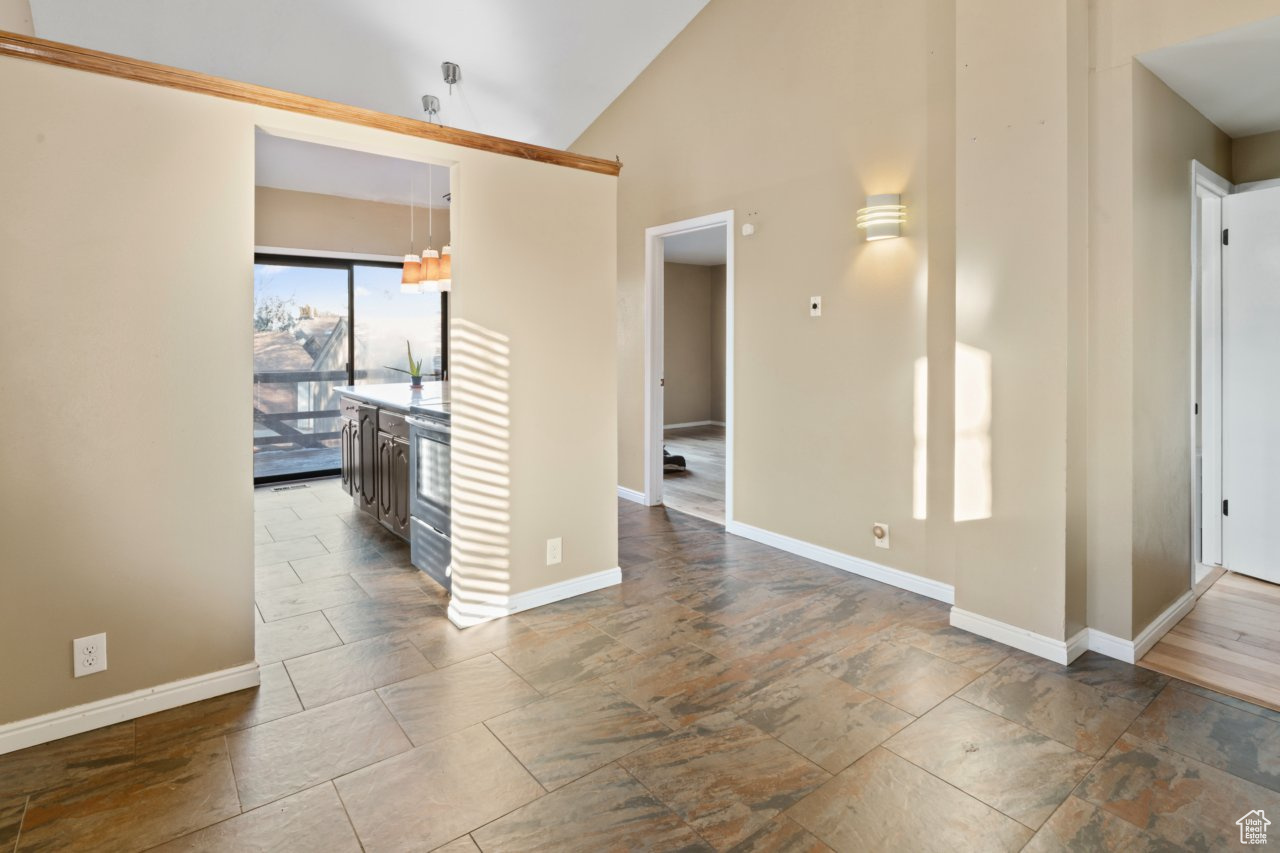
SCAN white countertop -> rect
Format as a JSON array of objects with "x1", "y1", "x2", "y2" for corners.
[{"x1": 336, "y1": 381, "x2": 449, "y2": 413}]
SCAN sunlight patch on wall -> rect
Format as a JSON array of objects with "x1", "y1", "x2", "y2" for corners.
[
  {"x1": 954, "y1": 342, "x2": 992, "y2": 522},
  {"x1": 913, "y1": 356, "x2": 929, "y2": 520},
  {"x1": 911, "y1": 343, "x2": 993, "y2": 522},
  {"x1": 447, "y1": 318, "x2": 514, "y2": 627}
]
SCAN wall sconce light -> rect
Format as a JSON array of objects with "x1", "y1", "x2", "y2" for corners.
[{"x1": 857, "y1": 193, "x2": 905, "y2": 241}]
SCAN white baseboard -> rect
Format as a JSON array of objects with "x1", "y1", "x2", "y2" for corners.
[
  {"x1": 1085, "y1": 628, "x2": 1135, "y2": 663},
  {"x1": 725, "y1": 520, "x2": 954, "y2": 604},
  {"x1": 949, "y1": 608, "x2": 1088, "y2": 665},
  {"x1": 1067, "y1": 626, "x2": 1091, "y2": 662},
  {"x1": 1085, "y1": 589, "x2": 1195, "y2": 664},
  {"x1": 663, "y1": 420, "x2": 725, "y2": 429},
  {"x1": 447, "y1": 567, "x2": 622, "y2": 628},
  {"x1": 617, "y1": 485, "x2": 647, "y2": 504},
  {"x1": 1194, "y1": 563, "x2": 1225, "y2": 597},
  {"x1": 0, "y1": 662, "x2": 260, "y2": 756}
]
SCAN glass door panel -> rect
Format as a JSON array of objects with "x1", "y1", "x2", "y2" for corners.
[
  {"x1": 253, "y1": 261, "x2": 351, "y2": 481},
  {"x1": 353, "y1": 263, "x2": 445, "y2": 385}
]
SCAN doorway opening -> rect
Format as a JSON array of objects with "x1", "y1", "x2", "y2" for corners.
[
  {"x1": 1141, "y1": 161, "x2": 1280, "y2": 711},
  {"x1": 252, "y1": 131, "x2": 450, "y2": 483},
  {"x1": 644, "y1": 212, "x2": 734, "y2": 524},
  {"x1": 1132, "y1": 18, "x2": 1280, "y2": 712}
]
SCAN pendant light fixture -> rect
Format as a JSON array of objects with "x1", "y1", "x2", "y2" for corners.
[
  {"x1": 438, "y1": 244, "x2": 451, "y2": 292},
  {"x1": 420, "y1": 164, "x2": 441, "y2": 290},
  {"x1": 401, "y1": 169, "x2": 422, "y2": 292}
]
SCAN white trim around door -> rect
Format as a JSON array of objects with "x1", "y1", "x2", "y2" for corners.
[
  {"x1": 643, "y1": 210, "x2": 736, "y2": 524},
  {"x1": 1190, "y1": 161, "x2": 1231, "y2": 578}
]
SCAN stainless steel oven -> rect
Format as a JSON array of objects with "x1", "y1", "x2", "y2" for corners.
[{"x1": 408, "y1": 412, "x2": 451, "y2": 590}]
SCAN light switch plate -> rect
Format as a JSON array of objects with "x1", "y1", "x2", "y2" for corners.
[{"x1": 810, "y1": 296, "x2": 822, "y2": 317}]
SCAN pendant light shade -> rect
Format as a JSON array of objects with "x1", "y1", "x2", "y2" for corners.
[
  {"x1": 401, "y1": 254, "x2": 423, "y2": 293},
  {"x1": 438, "y1": 245, "x2": 452, "y2": 292},
  {"x1": 421, "y1": 248, "x2": 441, "y2": 283},
  {"x1": 402, "y1": 169, "x2": 422, "y2": 292}
]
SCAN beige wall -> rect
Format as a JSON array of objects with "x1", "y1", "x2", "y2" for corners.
[
  {"x1": 574, "y1": 0, "x2": 948, "y2": 583},
  {"x1": 255, "y1": 187, "x2": 450, "y2": 257},
  {"x1": 709, "y1": 264, "x2": 727, "y2": 422},
  {"x1": 663, "y1": 262, "x2": 724, "y2": 426},
  {"x1": 1130, "y1": 63, "x2": 1231, "y2": 632},
  {"x1": 0, "y1": 59, "x2": 256, "y2": 724},
  {"x1": 575, "y1": 0, "x2": 1280, "y2": 647},
  {"x1": 953, "y1": 0, "x2": 1087, "y2": 641},
  {"x1": 1234, "y1": 130, "x2": 1280, "y2": 184},
  {"x1": 0, "y1": 0, "x2": 33, "y2": 34},
  {"x1": 0, "y1": 56, "x2": 616, "y2": 725}
]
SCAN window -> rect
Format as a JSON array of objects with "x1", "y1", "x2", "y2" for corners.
[{"x1": 252, "y1": 255, "x2": 447, "y2": 482}]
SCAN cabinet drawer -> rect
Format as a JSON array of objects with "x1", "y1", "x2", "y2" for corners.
[
  {"x1": 339, "y1": 396, "x2": 361, "y2": 420},
  {"x1": 378, "y1": 409, "x2": 409, "y2": 439},
  {"x1": 410, "y1": 518, "x2": 451, "y2": 592}
]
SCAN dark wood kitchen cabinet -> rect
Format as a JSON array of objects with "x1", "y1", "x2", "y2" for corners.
[
  {"x1": 339, "y1": 397, "x2": 359, "y2": 496},
  {"x1": 339, "y1": 394, "x2": 411, "y2": 541},
  {"x1": 357, "y1": 403, "x2": 379, "y2": 519},
  {"x1": 376, "y1": 431, "x2": 411, "y2": 538}
]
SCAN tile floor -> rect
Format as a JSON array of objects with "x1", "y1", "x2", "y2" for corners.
[{"x1": 2, "y1": 480, "x2": 1279, "y2": 850}]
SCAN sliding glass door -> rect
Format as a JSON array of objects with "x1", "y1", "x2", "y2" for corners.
[
  {"x1": 353, "y1": 263, "x2": 446, "y2": 385},
  {"x1": 253, "y1": 256, "x2": 446, "y2": 483}
]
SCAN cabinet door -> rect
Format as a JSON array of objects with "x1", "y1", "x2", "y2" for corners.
[
  {"x1": 339, "y1": 419, "x2": 355, "y2": 496},
  {"x1": 357, "y1": 405, "x2": 379, "y2": 515},
  {"x1": 376, "y1": 430, "x2": 395, "y2": 523},
  {"x1": 388, "y1": 435, "x2": 411, "y2": 538},
  {"x1": 350, "y1": 416, "x2": 363, "y2": 501}
]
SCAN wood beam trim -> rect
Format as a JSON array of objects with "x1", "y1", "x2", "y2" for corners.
[{"x1": 0, "y1": 29, "x2": 621, "y2": 176}]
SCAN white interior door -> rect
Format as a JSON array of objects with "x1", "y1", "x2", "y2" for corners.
[{"x1": 1222, "y1": 185, "x2": 1280, "y2": 584}]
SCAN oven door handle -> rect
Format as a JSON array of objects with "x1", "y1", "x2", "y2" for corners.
[{"x1": 408, "y1": 416, "x2": 451, "y2": 442}]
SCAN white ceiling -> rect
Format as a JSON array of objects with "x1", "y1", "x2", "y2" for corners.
[
  {"x1": 256, "y1": 130, "x2": 451, "y2": 207},
  {"x1": 663, "y1": 226, "x2": 726, "y2": 266},
  {"x1": 28, "y1": 0, "x2": 708, "y2": 150},
  {"x1": 1138, "y1": 15, "x2": 1280, "y2": 138}
]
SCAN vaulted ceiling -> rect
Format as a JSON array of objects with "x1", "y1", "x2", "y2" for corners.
[{"x1": 29, "y1": 0, "x2": 708, "y2": 149}]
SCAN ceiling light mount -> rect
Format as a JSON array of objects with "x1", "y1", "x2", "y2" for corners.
[
  {"x1": 421, "y1": 94, "x2": 441, "y2": 122},
  {"x1": 442, "y1": 61, "x2": 461, "y2": 93}
]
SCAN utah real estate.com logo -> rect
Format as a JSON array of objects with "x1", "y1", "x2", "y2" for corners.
[{"x1": 1238, "y1": 810, "x2": 1270, "y2": 845}]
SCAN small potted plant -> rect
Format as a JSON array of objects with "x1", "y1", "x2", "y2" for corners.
[{"x1": 386, "y1": 341, "x2": 425, "y2": 389}]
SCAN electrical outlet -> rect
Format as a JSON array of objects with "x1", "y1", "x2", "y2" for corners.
[
  {"x1": 810, "y1": 296, "x2": 822, "y2": 317},
  {"x1": 73, "y1": 633, "x2": 108, "y2": 677},
  {"x1": 872, "y1": 523, "x2": 890, "y2": 549},
  {"x1": 546, "y1": 537, "x2": 562, "y2": 566}
]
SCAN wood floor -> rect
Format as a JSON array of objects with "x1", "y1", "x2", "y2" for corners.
[
  {"x1": 1140, "y1": 571, "x2": 1280, "y2": 711},
  {"x1": 663, "y1": 424, "x2": 725, "y2": 523}
]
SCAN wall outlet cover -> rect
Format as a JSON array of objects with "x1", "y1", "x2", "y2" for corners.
[
  {"x1": 810, "y1": 296, "x2": 822, "y2": 317},
  {"x1": 73, "y1": 632, "x2": 108, "y2": 677},
  {"x1": 546, "y1": 537, "x2": 563, "y2": 566},
  {"x1": 872, "y1": 522, "x2": 890, "y2": 549}
]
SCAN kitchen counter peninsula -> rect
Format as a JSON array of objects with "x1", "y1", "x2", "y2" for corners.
[{"x1": 334, "y1": 382, "x2": 449, "y2": 540}]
